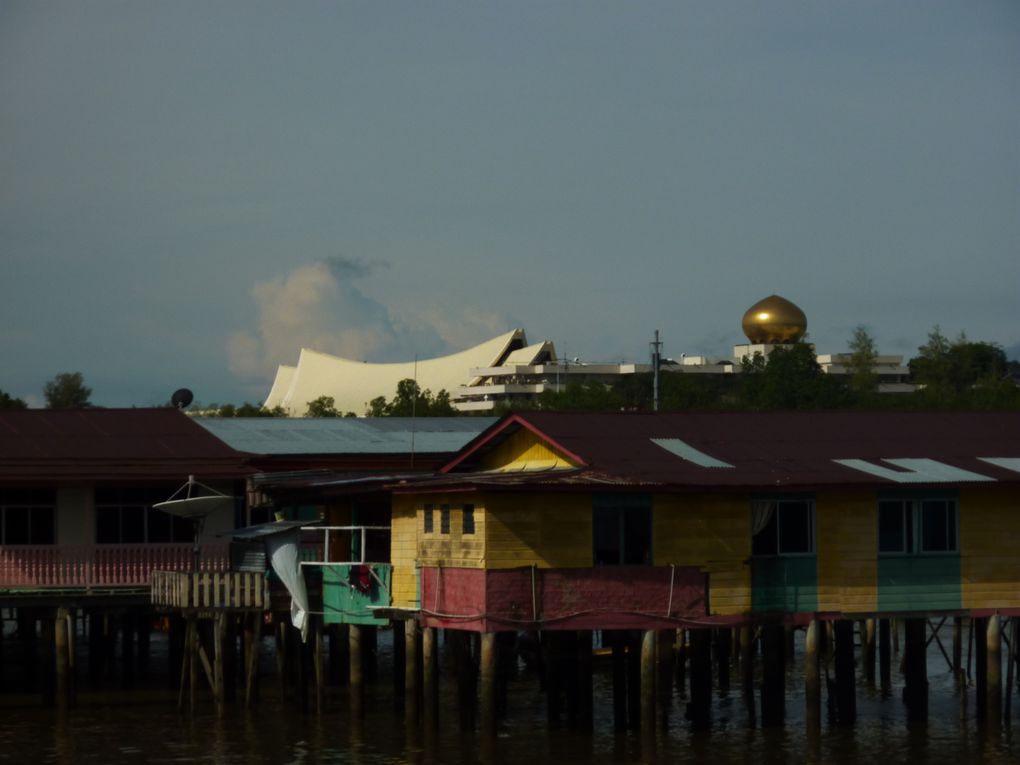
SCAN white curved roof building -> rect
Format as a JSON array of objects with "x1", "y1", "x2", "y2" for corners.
[{"x1": 265, "y1": 329, "x2": 556, "y2": 416}]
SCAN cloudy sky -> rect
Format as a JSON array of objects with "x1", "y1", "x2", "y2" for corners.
[{"x1": 2, "y1": 1, "x2": 1017, "y2": 407}]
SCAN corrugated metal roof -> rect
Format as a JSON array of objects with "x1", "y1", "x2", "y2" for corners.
[
  {"x1": 439, "y1": 411, "x2": 1020, "y2": 490},
  {"x1": 194, "y1": 417, "x2": 496, "y2": 455},
  {"x1": 0, "y1": 409, "x2": 251, "y2": 482}
]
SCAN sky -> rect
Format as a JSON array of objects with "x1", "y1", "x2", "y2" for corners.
[{"x1": 2, "y1": 1, "x2": 1018, "y2": 408}]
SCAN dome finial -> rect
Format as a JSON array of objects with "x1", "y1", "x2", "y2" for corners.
[{"x1": 741, "y1": 295, "x2": 807, "y2": 343}]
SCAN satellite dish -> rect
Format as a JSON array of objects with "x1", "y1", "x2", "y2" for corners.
[{"x1": 171, "y1": 388, "x2": 194, "y2": 409}]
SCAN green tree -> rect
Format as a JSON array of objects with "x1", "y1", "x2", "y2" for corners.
[
  {"x1": 909, "y1": 326, "x2": 1014, "y2": 406},
  {"x1": 0, "y1": 389, "x2": 28, "y2": 409},
  {"x1": 846, "y1": 325, "x2": 879, "y2": 399},
  {"x1": 306, "y1": 395, "x2": 340, "y2": 418},
  {"x1": 739, "y1": 343, "x2": 848, "y2": 410},
  {"x1": 44, "y1": 372, "x2": 92, "y2": 409},
  {"x1": 365, "y1": 379, "x2": 456, "y2": 417}
]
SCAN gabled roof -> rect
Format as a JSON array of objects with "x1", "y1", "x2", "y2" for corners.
[
  {"x1": 0, "y1": 409, "x2": 251, "y2": 483},
  {"x1": 435, "y1": 411, "x2": 1020, "y2": 491}
]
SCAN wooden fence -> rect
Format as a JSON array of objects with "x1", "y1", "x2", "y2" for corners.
[{"x1": 151, "y1": 570, "x2": 269, "y2": 611}]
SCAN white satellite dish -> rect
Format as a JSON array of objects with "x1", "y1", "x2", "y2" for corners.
[{"x1": 154, "y1": 476, "x2": 235, "y2": 570}]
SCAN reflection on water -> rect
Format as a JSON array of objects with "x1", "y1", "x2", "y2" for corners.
[{"x1": 1, "y1": 629, "x2": 1017, "y2": 764}]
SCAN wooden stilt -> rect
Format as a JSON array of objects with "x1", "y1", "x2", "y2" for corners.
[
  {"x1": 761, "y1": 624, "x2": 785, "y2": 727},
  {"x1": 640, "y1": 629, "x2": 656, "y2": 737},
  {"x1": 863, "y1": 619, "x2": 876, "y2": 685},
  {"x1": 455, "y1": 631, "x2": 477, "y2": 731},
  {"x1": 987, "y1": 614, "x2": 1002, "y2": 730},
  {"x1": 715, "y1": 627, "x2": 731, "y2": 692},
  {"x1": 903, "y1": 618, "x2": 928, "y2": 723},
  {"x1": 480, "y1": 632, "x2": 496, "y2": 737},
  {"x1": 423, "y1": 627, "x2": 438, "y2": 730},
  {"x1": 953, "y1": 617, "x2": 963, "y2": 675},
  {"x1": 687, "y1": 628, "x2": 712, "y2": 731},
  {"x1": 740, "y1": 625, "x2": 755, "y2": 724},
  {"x1": 54, "y1": 608, "x2": 70, "y2": 710},
  {"x1": 805, "y1": 620, "x2": 821, "y2": 731},
  {"x1": 611, "y1": 632, "x2": 628, "y2": 731},
  {"x1": 214, "y1": 614, "x2": 225, "y2": 718},
  {"x1": 833, "y1": 620, "x2": 855, "y2": 724},
  {"x1": 314, "y1": 617, "x2": 324, "y2": 714},
  {"x1": 879, "y1": 618, "x2": 891, "y2": 690},
  {"x1": 404, "y1": 620, "x2": 419, "y2": 723},
  {"x1": 349, "y1": 624, "x2": 363, "y2": 716},
  {"x1": 276, "y1": 620, "x2": 288, "y2": 701},
  {"x1": 245, "y1": 613, "x2": 261, "y2": 708},
  {"x1": 1005, "y1": 618, "x2": 1017, "y2": 725},
  {"x1": 189, "y1": 618, "x2": 198, "y2": 712},
  {"x1": 626, "y1": 631, "x2": 641, "y2": 731},
  {"x1": 578, "y1": 630, "x2": 594, "y2": 731},
  {"x1": 675, "y1": 628, "x2": 687, "y2": 697},
  {"x1": 975, "y1": 617, "x2": 988, "y2": 720},
  {"x1": 656, "y1": 630, "x2": 674, "y2": 731}
]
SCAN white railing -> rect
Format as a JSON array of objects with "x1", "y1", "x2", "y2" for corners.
[
  {"x1": 0, "y1": 543, "x2": 230, "y2": 589},
  {"x1": 299, "y1": 526, "x2": 390, "y2": 566}
]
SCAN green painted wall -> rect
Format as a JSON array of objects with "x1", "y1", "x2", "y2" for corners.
[
  {"x1": 877, "y1": 556, "x2": 961, "y2": 612},
  {"x1": 752, "y1": 557, "x2": 818, "y2": 613},
  {"x1": 322, "y1": 564, "x2": 391, "y2": 626}
]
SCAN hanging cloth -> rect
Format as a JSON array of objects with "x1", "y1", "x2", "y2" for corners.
[{"x1": 265, "y1": 528, "x2": 310, "y2": 642}]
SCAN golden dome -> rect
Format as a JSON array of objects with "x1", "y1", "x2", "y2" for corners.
[{"x1": 741, "y1": 295, "x2": 807, "y2": 344}]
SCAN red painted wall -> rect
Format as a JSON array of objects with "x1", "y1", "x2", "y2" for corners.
[{"x1": 420, "y1": 565, "x2": 706, "y2": 632}]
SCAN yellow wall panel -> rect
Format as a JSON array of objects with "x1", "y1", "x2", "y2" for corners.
[
  {"x1": 484, "y1": 493, "x2": 592, "y2": 568},
  {"x1": 816, "y1": 491, "x2": 877, "y2": 613},
  {"x1": 653, "y1": 494, "x2": 751, "y2": 616},
  {"x1": 961, "y1": 488, "x2": 1020, "y2": 609},
  {"x1": 478, "y1": 428, "x2": 577, "y2": 472},
  {"x1": 390, "y1": 496, "x2": 419, "y2": 608}
]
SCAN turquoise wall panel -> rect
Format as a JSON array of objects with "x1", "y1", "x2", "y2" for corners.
[
  {"x1": 752, "y1": 557, "x2": 818, "y2": 613},
  {"x1": 877, "y1": 556, "x2": 961, "y2": 612},
  {"x1": 323, "y1": 564, "x2": 392, "y2": 626}
]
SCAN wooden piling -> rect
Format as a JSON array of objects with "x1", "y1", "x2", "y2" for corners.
[
  {"x1": 975, "y1": 617, "x2": 987, "y2": 720},
  {"x1": 656, "y1": 630, "x2": 674, "y2": 730},
  {"x1": 480, "y1": 632, "x2": 497, "y2": 737},
  {"x1": 687, "y1": 628, "x2": 712, "y2": 731},
  {"x1": 404, "y1": 620, "x2": 419, "y2": 723},
  {"x1": 833, "y1": 620, "x2": 856, "y2": 724},
  {"x1": 423, "y1": 627, "x2": 438, "y2": 729},
  {"x1": 986, "y1": 614, "x2": 1002, "y2": 729},
  {"x1": 578, "y1": 630, "x2": 594, "y2": 731},
  {"x1": 714, "y1": 628, "x2": 731, "y2": 691},
  {"x1": 349, "y1": 624, "x2": 363, "y2": 716},
  {"x1": 879, "y1": 618, "x2": 891, "y2": 690},
  {"x1": 611, "y1": 631, "x2": 628, "y2": 731},
  {"x1": 760, "y1": 624, "x2": 785, "y2": 727},
  {"x1": 740, "y1": 624, "x2": 755, "y2": 724},
  {"x1": 903, "y1": 618, "x2": 928, "y2": 723},
  {"x1": 674, "y1": 628, "x2": 687, "y2": 697},
  {"x1": 188, "y1": 618, "x2": 198, "y2": 713},
  {"x1": 640, "y1": 629, "x2": 656, "y2": 737},
  {"x1": 863, "y1": 619, "x2": 876, "y2": 685},
  {"x1": 245, "y1": 613, "x2": 261, "y2": 708},
  {"x1": 952, "y1": 617, "x2": 963, "y2": 675},
  {"x1": 214, "y1": 614, "x2": 225, "y2": 717},
  {"x1": 455, "y1": 631, "x2": 477, "y2": 731},
  {"x1": 1005, "y1": 618, "x2": 1018, "y2": 724},
  {"x1": 54, "y1": 608, "x2": 70, "y2": 709},
  {"x1": 314, "y1": 618, "x2": 324, "y2": 714},
  {"x1": 805, "y1": 620, "x2": 821, "y2": 730}
]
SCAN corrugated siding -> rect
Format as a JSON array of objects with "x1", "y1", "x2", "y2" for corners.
[
  {"x1": 418, "y1": 494, "x2": 486, "y2": 569},
  {"x1": 390, "y1": 497, "x2": 419, "y2": 608},
  {"x1": 653, "y1": 494, "x2": 751, "y2": 616},
  {"x1": 816, "y1": 491, "x2": 877, "y2": 613},
  {"x1": 961, "y1": 488, "x2": 1020, "y2": 609},
  {"x1": 484, "y1": 493, "x2": 592, "y2": 569},
  {"x1": 477, "y1": 429, "x2": 576, "y2": 471}
]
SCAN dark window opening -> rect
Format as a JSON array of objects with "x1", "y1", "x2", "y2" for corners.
[
  {"x1": 1, "y1": 489, "x2": 56, "y2": 545},
  {"x1": 593, "y1": 495, "x2": 652, "y2": 565},
  {"x1": 440, "y1": 504, "x2": 451, "y2": 535},
  {"x1": 878, "y1": 497, "x2": 956, "y2": 555},
  {"x1": 463, "y1": 504, "x2": 475, "y2": 535},
  {"x1": 94, "y1": 485, "x2": 188, "y2": 544},
  {"x1": 752, "y1": 499, "x2": 814, "y2": 556},
  {"x1": 423, "y1": 504, "x2": 434, "y2": 534}
]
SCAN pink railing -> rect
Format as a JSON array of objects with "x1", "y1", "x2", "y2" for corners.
[{"x1": 0, "y1": 543, "x2": 230, "y2": 589}]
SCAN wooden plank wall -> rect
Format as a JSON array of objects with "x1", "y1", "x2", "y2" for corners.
[
  {"x1": 484, "y1": 493, "x2": 592, "y2": 569},
  {"x1": 390, "y1": 496, "x2": 419, "y2": 609},
  {"x1": 477, "y1": 428, "x2": 576, "y2": 472},
  {"x1": 961, "y1": 487, "x2": 1020, "y2": 610},
  {"x1": 816, "y1": 491, "x2": 877, "y2": 613},
  {"x1": 653, "y1": 494, "x2": 751, "y2": 616},
  {"x1": 417, "y1": 494, "x2": 485, "y2": 568}
]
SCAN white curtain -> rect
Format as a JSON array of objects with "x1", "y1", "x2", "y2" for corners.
[
  {"x1": 266, "y1": 528, "x2": 310, "y2": 642},
  {"x1": 751, "y1": 500, "x2": 777, "y2": 537}
]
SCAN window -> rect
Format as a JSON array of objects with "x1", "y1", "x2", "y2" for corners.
[
  {"x1": 593, "y1": 494, "x2": 652, "y2": 565},
  {"x1": 440, "y1": 504, "x2": 451, "y2": 534},
  {"x1": 752, "y1": 498, "x2": 814, "y2": 556},
  {"x1": 94, "y1": 487, "x2": 191, "y2": 544},
  {"x1": 0, "y1": 489, "x2": 56, "y2": 545},
  {"x1": 463, "y1": 504, "x2": 475, "y2": 535},
  {"x1": 878, "y1": 497, "x2": 957, "y2": 554},
  {"x1": 423, "y1": 504, "x2": 434, "y2": 534}
]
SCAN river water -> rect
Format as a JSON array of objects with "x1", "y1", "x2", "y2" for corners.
[{"x1": 1, "y1": 627, "x2": 1016, "y2": 764}]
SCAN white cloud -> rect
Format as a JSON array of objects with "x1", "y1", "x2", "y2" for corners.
[{"x1": 229, "y1": 261, "x2": 517, "y2": 385}]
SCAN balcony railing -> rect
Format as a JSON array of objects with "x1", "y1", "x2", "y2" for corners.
[{"x1": 0, "y1": 543, "x2": 230, "y2": 589}]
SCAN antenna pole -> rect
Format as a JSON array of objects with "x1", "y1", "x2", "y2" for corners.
[
  {"x1": 410, "y1": 355, "x2": 418, "y2": 469},
  {"x1": 650, "y1": 330, "x2": 662, "y2": 412}
]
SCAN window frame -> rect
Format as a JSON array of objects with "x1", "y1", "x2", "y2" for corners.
[
  {"x1": 0, "y1": 489, "x2": 57, "y2": 546},
  {"x1": 751, "y1": 496, "x2": 816, "y2": 558},
  {"x1": 94, "y1": 487, "x2": 191, "y2": 545},
  {"x1": 877, "y1": 495, "x2": 958, "y2": 556},
  {"x1": 423, "y1": 503, "x2": 434, "y2": 534},
  {"x1": 462, "y1": 504, "x2": 475, "y2": 535},
  {"x1": 440, "y1": 504, "x2": 451, "y2": 535},
  {"x1": 592, "y1": 493, "x2": 653, "y2": 566}
]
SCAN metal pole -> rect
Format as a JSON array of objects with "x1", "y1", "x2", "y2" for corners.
[{"x1": 650, "y1": 330, "x2": 662, "y2": 412}]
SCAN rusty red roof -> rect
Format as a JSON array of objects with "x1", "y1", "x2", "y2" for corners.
[
  {"x1": 0, "y1": 409, "x2": 252, "y2": 483},
  {"x1": 435, "y1": 411, "x2": 1020, "y2": 491}
]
